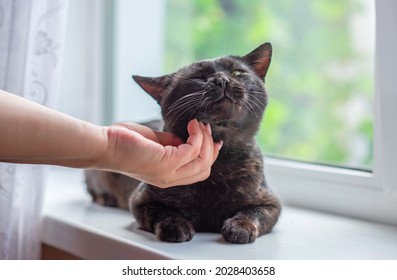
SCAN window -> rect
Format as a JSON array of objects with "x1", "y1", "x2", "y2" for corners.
[
  {"x1": 65, "y1": 0, "x2": 396, "y2": 226},
  {"x1": 165, "y1": 0, "x2": 375, "y2": 171}
]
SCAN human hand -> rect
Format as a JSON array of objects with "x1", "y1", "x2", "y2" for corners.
[
  {"x1": 0, "y1": 90, "x2": 220, "y2": 181},
  {"x1": 98, "y1": 119, "x2": 222, "y2": 188}
]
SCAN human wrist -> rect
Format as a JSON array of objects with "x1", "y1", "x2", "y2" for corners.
[{"x1": 87, "y1": 125, "x2": 111, "y2": 170}]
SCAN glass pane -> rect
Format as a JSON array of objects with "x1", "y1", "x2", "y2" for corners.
[{"x1": 165, "y1": 0, "x2": 374, "y2": 170}]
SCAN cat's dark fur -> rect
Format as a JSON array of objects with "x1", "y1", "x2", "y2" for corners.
[{"x1": 85, "y1": 42, "x2": 281, "y2": 243}]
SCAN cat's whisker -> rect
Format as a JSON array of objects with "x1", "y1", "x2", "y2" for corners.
[
  {"x1": 167, "y1": 97, "x2": 202, "y2": 115},
  {"x1": 167, "y1": 91, "x2": 206, "y2": 111},
  {"x1": 243, "y1": 102, "x2": 259, "y2": 119},
  {"x1": 172, "y1": 104, "x2": 200, "y2": 123},
  {"x1": 197, "y1": 97, "x2": 213, "y2": 119},
  {"x1": 166, "y1": 90, "x2": 212, "y2": 124},
  {"x1": 247, "y1": 99, "x2": 263, "y2": 112},
  {"x1": 250, "y1": 94, "x2": 266, "y2": 106},
  {"x1": 166, "y1": 95, "x2": 205, "y2": 122},
  {"x1": 201, "y1": 97, "x2": 211, "y2": 109},
  {"x1": 167, "y1": 97, "x2": 204, "y2": 123},
  {"x1": 243, "y1": 101, "x2": 255, "y2": 115},
  {"x1": 247, "y1": 94, "x2": 266, "y2": 113},
  {"x1": 166, "y1": 96, "x2": 203, "y2": 119},
  {"x1": 188, "y1": 105, "x2": 203, "y2": 122},
  {"x1": 187, "y1": 93, "x2": 210, "y2": 121}
]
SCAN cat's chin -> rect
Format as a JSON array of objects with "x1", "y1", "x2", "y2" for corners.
[
  {"x1": 211, "y1": 98, "x2": 243, "y2": 114},
  {"x1": 208, "y1": 121, "x2": 237, "y2": 143},
  {"x1": 196, "y1": 118, "x2": 232, "y2": 129},
  {"x1": 196, "y1": 103, "x2": 242, "y2": 126}
]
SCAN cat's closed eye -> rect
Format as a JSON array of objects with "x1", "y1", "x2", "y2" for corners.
[{"x1": 191, "y1": 76, "x2": 208, "y2": 83}]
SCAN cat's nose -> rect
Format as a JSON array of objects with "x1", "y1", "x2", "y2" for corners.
[{"x1": 211, "y1": 73, "x2": 229, "y2": 89}]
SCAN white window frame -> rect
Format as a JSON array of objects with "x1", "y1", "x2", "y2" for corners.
[
  {"x1": 110, "y1": 0, "x2": 164, "y2": 123},
  {"x1": 265, "y1": 0, "x2": 397, "y2": 226},
  {"x1": 108, "y1": 0, "x2": 397, "y2": 226}
]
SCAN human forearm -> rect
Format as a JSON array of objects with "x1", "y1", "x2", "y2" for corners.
[
  {"x1": 0, "y1": 90, "x2": 107, "y2": 168},
  {"x1": 0, "y1": 90, "x2": 222, "y2": 188}
]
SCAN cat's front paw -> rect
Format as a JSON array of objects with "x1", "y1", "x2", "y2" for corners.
[
  {"x1": 154, "y1": 217, "x2": 195, "y2": 242},
  {"x1": 221, "y1": 217, "x2": 259, "y2": 244}
]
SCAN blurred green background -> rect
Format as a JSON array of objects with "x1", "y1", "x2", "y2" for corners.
[{"x1": 164, "y1": 0, "x2": 374, "y2": 170}]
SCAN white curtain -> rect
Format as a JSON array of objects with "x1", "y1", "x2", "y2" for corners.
[{"x1": 0, "y1": 0, "x2": 68, "y2": 259}]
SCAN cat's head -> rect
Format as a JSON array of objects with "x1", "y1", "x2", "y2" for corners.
[{"x1": 133, "y1": 42, "x2": 272, "y2": 144}]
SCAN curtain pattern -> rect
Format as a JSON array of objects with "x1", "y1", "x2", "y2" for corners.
[{"x1": 0, "y1": 0, "x2": 68, "y2": 259}]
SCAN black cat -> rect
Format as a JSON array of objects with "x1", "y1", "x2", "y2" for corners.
[{"x1": 85, "y1": 42, "x2": 281, "y2": 243}]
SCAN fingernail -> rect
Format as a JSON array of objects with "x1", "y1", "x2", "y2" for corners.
[{"x1": 206, "y1": 123, "x2": 212, "y2": 135}]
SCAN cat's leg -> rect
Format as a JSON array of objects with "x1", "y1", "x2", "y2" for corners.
[
  {"x1": 132, "y1": 202, "x2": 195, "y2": 242},
  {"x1": 87, "y1": 188, "x2": 119, "y2": 207},
  {"x1": 221, "y1": 190, "x2": 281, "y2": 244},
  {"x1": 85, "y1": 170, "x2": 120, "y2": 207}
]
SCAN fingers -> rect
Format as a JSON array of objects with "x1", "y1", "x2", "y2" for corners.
[
  {"x1": 197, "y1": 122, "x2": 222, "y2": 166},
  {"x1": 155, "y1": 131, "x2": 184, "y2": 146},
  {"x1": 113, "y1": 122, "x2": 159, "y2": 142},
  {"x1": 186, "y1": 119, "x2": 204, "y2": 155},
  {"x1": 164, "y1": 121, "x2": 222, "y2": 187},
  {"x1": 205, "y1": 124, "x2": 223, "y2": 164},
  {"x1": 169, "y1": 119, "x2": 204, "y2": 167},
  {"x1": 114, "y1": 119, "x2": 223, "y2": 188},
  {"x1": 193, "y1": 120, "x2": 223, "y2": 166},
  {"x1": 114, "y1": 121, "x2": 184, "y2": 146},
  {"x1": 173, "y1": 119, "x2": 219, "y2": 166}
]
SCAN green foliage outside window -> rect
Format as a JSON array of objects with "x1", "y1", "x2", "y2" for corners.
[{"x1": 165, "y1": 0, "x2": 374, "y2": 170}]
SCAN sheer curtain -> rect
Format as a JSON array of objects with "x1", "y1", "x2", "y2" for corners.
[{"x1": 0, "y1": 0, "x2": 68, "y2": 259}]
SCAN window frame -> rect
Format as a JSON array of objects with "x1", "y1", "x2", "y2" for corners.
[
  {"x1": 107, "y1": 0, "x2": 397, "y2": 226},
  {"x1": 264, "y1": 0, "x2": 397, "y2": 226},
  {"x1": 373, "y1": 0, "x2": 397, "y2": 204}
]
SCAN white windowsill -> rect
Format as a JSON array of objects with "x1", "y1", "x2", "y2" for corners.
[{"x1": 41, "y1": 167, "x2": 397, "y2": 260}]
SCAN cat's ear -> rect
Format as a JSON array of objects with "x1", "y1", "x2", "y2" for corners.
[
  {"x1": 132, "y1": 74, "x2": 173, "y2": 103},
  {"x1": 243, "y1": 42, "x2": 272, "y2": 80}
]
